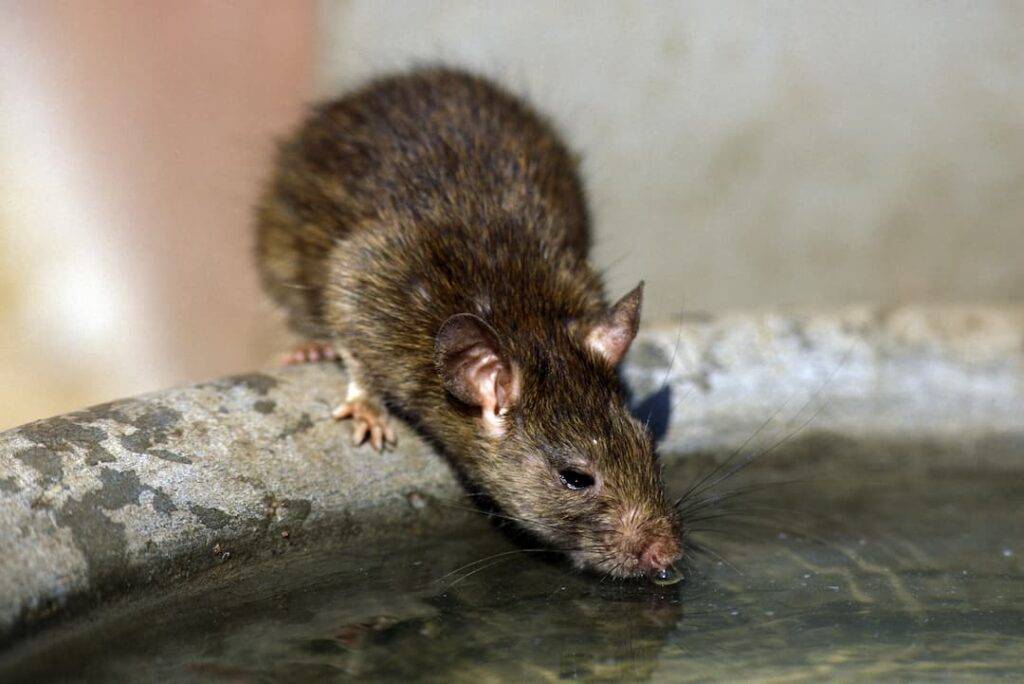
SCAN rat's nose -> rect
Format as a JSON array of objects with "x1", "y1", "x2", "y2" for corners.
[{"x1": 639, "y1": 536, "x2": 680, "y2": 572}]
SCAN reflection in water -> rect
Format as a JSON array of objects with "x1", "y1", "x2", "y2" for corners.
[{"x1": 2, "y1": 453, "x2": 1023, "y2": 682}]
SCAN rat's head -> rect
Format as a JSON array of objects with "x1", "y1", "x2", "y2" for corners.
[{"x1": 434, "y1": 283, "x2": 682, "y2": 579}]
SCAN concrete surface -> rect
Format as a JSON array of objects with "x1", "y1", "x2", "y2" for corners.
[{"x1": 2, "y1": 307, "x2": 1022, "y2": 642}]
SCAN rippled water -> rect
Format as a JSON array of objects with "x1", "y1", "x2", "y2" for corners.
[{"x1": 3, "y1": 449, "x2": 1022, "y2": 682}]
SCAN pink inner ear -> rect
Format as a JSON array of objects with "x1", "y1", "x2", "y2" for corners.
[
  {"x1": 462, "y1": 346, "x2": 504, "y2": 412},
  {"x1": 434, "y1": 313, "x2": 519, "y2": 417},
  {"x1": 586, "y1": 324, "x2": 633, "y2": 366},
  {"x1": 585, "y1": 282, "x2": 643, "y2": 366}
]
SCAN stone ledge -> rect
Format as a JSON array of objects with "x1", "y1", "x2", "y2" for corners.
[
  {"x1": 1, "y1": 305, "x2": 1022, "y2": 641},
  {"x1": 626, "y1": 305, "x2": 1024, "y2": 461}
]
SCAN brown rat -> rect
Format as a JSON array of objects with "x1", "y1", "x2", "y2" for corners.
[{"x1": 255, "y1": 67, "x2": 682, "y2": 579}]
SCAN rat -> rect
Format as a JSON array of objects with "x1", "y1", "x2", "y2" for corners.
[{"x1": 255, "y1": 67, "x2": 682, "y2": 580}]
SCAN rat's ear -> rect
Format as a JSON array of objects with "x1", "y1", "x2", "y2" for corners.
[
  {"x1": 585, "y1": 282, "x2": 644, "y2": 366},
  {"x1": 434, "y1": 313, "x2": 519, "y2": 434}
]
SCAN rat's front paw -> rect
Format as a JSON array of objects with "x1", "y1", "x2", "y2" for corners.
[{"x1": 332, "y1": 398, "x2": 396, "y2": 451}]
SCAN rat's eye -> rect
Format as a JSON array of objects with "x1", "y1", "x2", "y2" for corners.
[{"x1": 558, "y1": 469, "x2": 595, "y2": 490}]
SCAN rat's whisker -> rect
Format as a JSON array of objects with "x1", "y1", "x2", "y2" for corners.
[
  {"x1": 675, "y1": 412, "x2": 781, "y2": 508},
  {"x1": 434, "y1": 501, "x2": 562, "y2": 532},
  {"x1": 676, "y1": 478, "x2": 820, "y2": 516},
  {"x1": 441, "y1": 544, "x2": 587, "y2": 591},
  {"x1": 676, "y1": 478, "x2": 826, "y2": 518},
  {"x1": 442, "y1": 556, "x2": 523, "y2": 590},
  {"x1": 688, "y1": 503, "x2": 820, "y2": 526},
  {"x1": 656, "y1": 307, "x2": 687, "y2": 395},
  {"x1": 678, "y1": 345, "x2": 854, "y2": 507},
  {"x1": 686, "y1": 539, "x2": 743, "y2": 575},
  {"x1": 434, "y1": 547, "x2": 563, "y2": 586},
  {"x1": 693, "y1": 398, "x2": 832, "y2": 500},
  {"x1": 685, "y1": 511, "x2": 746, "y2": 525},
  {"x1": 641, "y1": 307, "x2": 690, "y2": 436},
  {"x1": 689, "y1": 512, "x2": 836, "y2": 549},
  {"x1": 684, "y1": 374, "x2": 842, "y2": 505},
  {"x1": 691, "y1": 498, "x2": 857, "y2": 543},
  {"x1": 279, "y1": 281, "x2": 313, "y2": 291}
]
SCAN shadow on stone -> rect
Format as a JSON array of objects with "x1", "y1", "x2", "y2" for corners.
[{"x1": 632, "y1": 384, "x2": 673, "y2": 446}]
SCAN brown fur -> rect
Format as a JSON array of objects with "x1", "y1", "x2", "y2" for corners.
[{"x1": 255, "y1": 67, "x2": 680, "y2": 577}]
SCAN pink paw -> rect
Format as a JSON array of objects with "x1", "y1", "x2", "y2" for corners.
[{"x1": 332, "y1": 399, "x2": 397, "y2": 451}]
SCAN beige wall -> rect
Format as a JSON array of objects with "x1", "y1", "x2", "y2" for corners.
[{"x1": 320, "y1": 1, "x2": 1024, "y2": 317}]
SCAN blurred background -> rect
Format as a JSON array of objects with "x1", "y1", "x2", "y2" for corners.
[{"x1": 1, "y1": 1, "x2": 1022, "y2": 429}]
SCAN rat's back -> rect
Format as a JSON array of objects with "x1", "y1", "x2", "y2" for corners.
[{"x1": 255, "y1": 67, "x2": 591, "y2": 339}]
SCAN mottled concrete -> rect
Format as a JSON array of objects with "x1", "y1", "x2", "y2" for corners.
[
  {"x1": 0, "y1": 366, "x2": 462, "y2": 642},
  {"x1": 1, "y1": 306, "x2": 1022, "y2": 641}
]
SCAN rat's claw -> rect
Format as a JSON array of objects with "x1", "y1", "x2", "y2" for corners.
[
  {"x1": 352, "y1": 421, "x2": 369, "y2": 446},
  {"x1": 281, "y1": 341, "x2": 338, "y2": 365},
  {"x1": 332, "y1": 398, "x2": 395, "y2": 452},
  {"x1": 372, "y1": 423, "x2": 397, "y2": 451}
]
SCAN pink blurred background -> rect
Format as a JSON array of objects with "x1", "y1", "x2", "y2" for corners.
[{"x1": 1, "y1": 2, "x2": 315, "y2": 428}]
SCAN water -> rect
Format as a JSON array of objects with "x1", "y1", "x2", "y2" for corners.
[{"x1": 2, "y1": 451, "x2": 1022, "y2": 682}]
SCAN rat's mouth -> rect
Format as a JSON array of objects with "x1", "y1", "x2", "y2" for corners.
[
  {"x1": 569, "y1": 548, "x2": 688, "y2": 581},
  {"x1": 561, "y1": 515, "x2": 685, "y2": 581},
  {"x1": 567, "y1": 544, "x2": 684, "y2": 582},
  {"x1": 650, "y1": 565, "x2": 685, "y2": 586}
]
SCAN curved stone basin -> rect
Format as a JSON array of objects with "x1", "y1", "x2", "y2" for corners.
[{"x1": 1, "y1": 306, "x2": 1022, "y2": 679}]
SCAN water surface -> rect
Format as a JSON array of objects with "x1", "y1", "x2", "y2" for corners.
[{"x1": 2, "y1": 451, "x2": 1022, "y2": 682}]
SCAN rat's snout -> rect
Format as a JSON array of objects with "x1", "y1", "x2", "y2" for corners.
[
  {"x1": 603, "y1": 506, "x2": 683, "y2": 577},
  {"x1": 638, "y1": 535, "x2": 681, "y2": 573}
]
